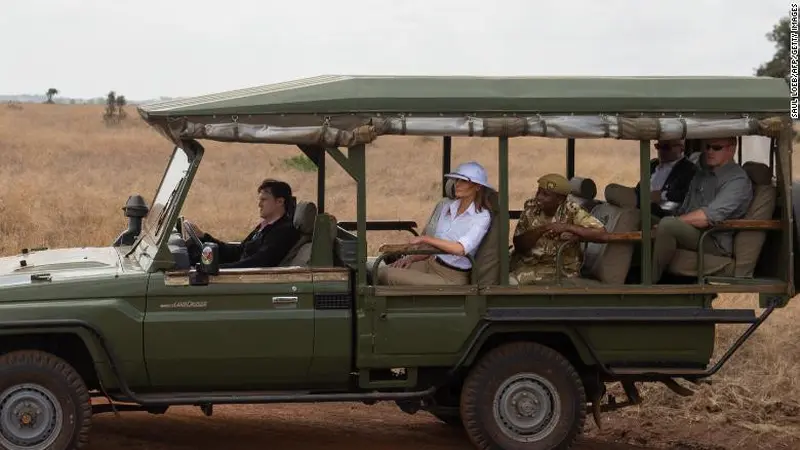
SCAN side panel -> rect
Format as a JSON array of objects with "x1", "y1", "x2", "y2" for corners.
[
  {"x1": 358, "y1": 290, "x2": 718, "y2": 370},
  {"x1": 0, "y1": 274, "x2": 150, "y2": 389},
  {"x1": 143, "y1": 270, "x2": 315, "y2": 390},
  {"x1": 486, "y1": 293, "x2": 717, "y2": 366},
  {"x1": 357, "y1": 287, "x2": 483, "y2": 369}
]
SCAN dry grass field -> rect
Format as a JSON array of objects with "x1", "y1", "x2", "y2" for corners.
[{"x1": 1, "y1": 103, "x2": 800, "y2": 449}]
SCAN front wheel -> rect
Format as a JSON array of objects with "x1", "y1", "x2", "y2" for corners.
[
  {"x1": 0, "y1": 350, "x2": 92, "y2": 450},
  {"x1": 460, "y1": 342, "x2": 586, "y2": 450}
]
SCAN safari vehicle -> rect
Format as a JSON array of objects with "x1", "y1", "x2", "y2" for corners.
[{"x1": 0, "y1": 75, "x2": 795, "y2": 450}]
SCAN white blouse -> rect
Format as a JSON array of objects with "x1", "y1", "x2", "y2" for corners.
[{"x1": 432, "y1": 199, "x2": 492, "y2": 270}]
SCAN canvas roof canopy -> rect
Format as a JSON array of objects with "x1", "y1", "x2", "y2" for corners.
[{"x1": 136, "y1": 75, "x2": 792, "y2": 147}]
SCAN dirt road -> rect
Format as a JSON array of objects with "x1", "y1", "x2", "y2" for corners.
[{"x1": 84, "y1": 403, "x2": 655, "y2": 450}]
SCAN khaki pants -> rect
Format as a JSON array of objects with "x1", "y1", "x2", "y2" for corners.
[
  {"x1": 377, "y1": 257, "x2": 469, "y2": 285},
  {"x1": 652, "y1": 216, "x2": 726, "y2": 283}
]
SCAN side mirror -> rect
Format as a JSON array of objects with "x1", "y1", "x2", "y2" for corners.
[{"x1": 189, "y1": 243, "x2": 219, "y2": 286}]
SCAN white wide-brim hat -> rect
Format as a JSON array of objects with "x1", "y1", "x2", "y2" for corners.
[{"x1": 444, "y1": 161, "x2": 494, "y2": 190}]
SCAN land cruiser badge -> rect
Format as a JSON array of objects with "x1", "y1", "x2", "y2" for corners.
[{"x1": 159, "y1": 300, "x2": 208, "y2": 310}]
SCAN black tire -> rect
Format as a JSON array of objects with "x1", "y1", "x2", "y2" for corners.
[
  {"x1": 460, "y1": 341, "x2": 586, "y2": 450},
  {"x1": 0, "y1": 350, "x2": 92, "y2": 450}
]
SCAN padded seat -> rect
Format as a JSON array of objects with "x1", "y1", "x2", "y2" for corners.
[
  {"x1": 568, "y1": 176, "x2": 600, "y2": 212},
  {"x1": 667, "y1": 161, "x2": 776, "y2": 278},
  {"x1": 279, "y1": 201, "x2": 318, "y2": 266},
  {"x1": 577, "y1": 183, "x2": 641, "y2": 284}
]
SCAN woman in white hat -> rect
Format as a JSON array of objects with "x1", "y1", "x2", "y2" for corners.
[{"x1": 378, "y1": 161, "x2": 494, "y2": 285}]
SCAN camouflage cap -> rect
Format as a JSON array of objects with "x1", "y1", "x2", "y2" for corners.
[{"x1": 537, "y1": 173, "x2": 571, "y2": 196}]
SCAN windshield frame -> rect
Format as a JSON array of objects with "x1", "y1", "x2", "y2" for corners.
[{"x1": 128, "y1": 140, "x2": 204, "y2": 272}]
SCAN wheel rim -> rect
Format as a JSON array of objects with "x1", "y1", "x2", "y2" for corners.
[
  {"x1": 492, "y1": 373, "x2": 561, "y2": 443},
  {"x1": 0, "y1": 383, "x2": 64, "y2": 450}
]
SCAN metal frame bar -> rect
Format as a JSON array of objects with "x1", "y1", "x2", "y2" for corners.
[
  {"x1": 442, "y1": 136, "x2": 452, "y2": 197},
  {"x1": 498, "y1": 137, "x2": 510, "y2": 286},
  {"x1": 737, "y1": 136, "x2": 743, "y2": 165},
  {"x1": 297, "y1": 145, "x2": 327, "y2": 214},
  {"x1": 566, "y1": 138, "x2": 575, "y2": 179},
  {"x1": 639, "y1": 140, "x2": 652, "y2": 285},
  {"x1": 349, "y1": 145, "x2": 368, "y2": 287},
  {"x1": 327, "y1": 147, "x2": 358, "y2": 180}
]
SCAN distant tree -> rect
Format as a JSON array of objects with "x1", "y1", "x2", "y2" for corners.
[
  {"x1": 104, "y1": 91, "x2": 117, "y2": 124},
  {"x1": 755, "y1": 16, "x2": 790, "y2": 82},
  {"x1": 45, "y1": 88, "x2": 59, "y2": 104},
  {"x1": 115, "y1": 95, "x2": 127, "y2": 119}
]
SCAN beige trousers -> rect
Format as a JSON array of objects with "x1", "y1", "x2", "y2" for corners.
[{"x1": 377, "y1": 257, "x2": 469, "y2": 285}]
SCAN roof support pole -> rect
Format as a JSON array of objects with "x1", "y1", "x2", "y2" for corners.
[
  {"x1": 566, "y1": 138, "x2": 575, "y2": 179},
  {"x1": 498, "y1": 137, "x2": 510, "y2": 286},
  {"x1": 297, "y1": 145, "x2": 326, "y2": 213},
  {"x1": 349, "y1": 144, "x2": 368, "y2": 287},
  {"x1": 317, "y1": 152, "x2": 326, "y2": 214},
  {"x1": 442, "y1": 137, "x2": 452, "y2": 197},
  {"x1": 737, "y1": 136, "x2": 743, "y2": 165},
  {"x1": 640, "y1": 140, "x2": 652, "y2": 286},
  {"x1": 325, "y1": 147, "x2": 358, "y2": 180}
]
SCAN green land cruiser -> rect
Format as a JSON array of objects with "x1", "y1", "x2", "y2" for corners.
[{"x1": 0, "y1": 75, "x2": 795, "y2": 450}]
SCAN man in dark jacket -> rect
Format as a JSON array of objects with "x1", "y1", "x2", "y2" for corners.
[
  {"x1": 184, "y1": 179, "x2": 300, "y2": 269},
  {"x1": 635, "y1": 139, "x2": 697, "y2": 218}
]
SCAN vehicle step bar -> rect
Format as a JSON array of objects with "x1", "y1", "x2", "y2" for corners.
[
  {"x1": 486, "y1": 306, "x2": 758, "y2": 323},
  {"x1": 108, "y1": 388, "x2": 438, "y2": 406}
]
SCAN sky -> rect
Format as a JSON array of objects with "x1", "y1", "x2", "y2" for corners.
[{"x1": 0, "y1": 0, "x2": 791, "y2": 100}]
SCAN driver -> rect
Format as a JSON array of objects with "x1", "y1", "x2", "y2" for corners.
[{"x1": 183, "y1": 178, "x2": 301, "y2": 269}]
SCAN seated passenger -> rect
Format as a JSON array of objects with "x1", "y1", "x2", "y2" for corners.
[
  {"x1": 509, "y1": 174, "x2": 607, "y2": 285},
  {"x1": 634, "y1": 139, "x2": 697, "y2": 218},
  {"x1": 183, "y1": 178, "x2": 301, "y2": 269},
  {"x1": 377, "y1": 161, "x2": 493, "y2": 285},
  {"x1": 652, "y1": 137, "x2": 753, "y2": 283}
]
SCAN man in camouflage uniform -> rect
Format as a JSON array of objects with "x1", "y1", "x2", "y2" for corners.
[{"x1": 510, "y1": 173, "x2": 607, "y2": 285}]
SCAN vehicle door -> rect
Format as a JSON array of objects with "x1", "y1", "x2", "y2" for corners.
[{"x1": 142, "y1": 267, "x2": 315, "y2": 389}]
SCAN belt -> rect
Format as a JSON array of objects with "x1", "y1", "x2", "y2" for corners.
[{"x1": 434, "y1": 256, "x2": 471, "y2": 273}]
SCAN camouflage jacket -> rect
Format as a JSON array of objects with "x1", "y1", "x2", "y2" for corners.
[{"x1": 510, "y1": 199, "x2": 604, "y2": 281}]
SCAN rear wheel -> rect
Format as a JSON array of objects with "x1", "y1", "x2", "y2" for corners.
[
  {"x1": 460, "y1": 341, "x2": 586, "y2": 450},
  {"x1": 0, "y1": 350, "x2": 92, "y2": 450}
]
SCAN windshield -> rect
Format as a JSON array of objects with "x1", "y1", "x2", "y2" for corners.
[{"x1": 141, "y1": 147, "x2": 191, "y2": 244}]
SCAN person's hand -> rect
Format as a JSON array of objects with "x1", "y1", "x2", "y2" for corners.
[
  {"x1": 542, "y1": 222, "x2": 569, "y2": 234},
  {"x1": 409, "y1": 236, "x2": 429, "y2": 246},
  {"x1": 559, "y1": 232, "x2": 579, "y2": 242},
  {"x1": 389, "y1": 256, "x2": 414, "y2": 268},
  {"x1": 183, "y1": 221, "x2": 204, "y2": 240}
]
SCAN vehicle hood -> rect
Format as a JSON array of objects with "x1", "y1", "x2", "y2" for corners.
[{"x1": 0, "y1": 246, "x2": 138, "y2": 287}]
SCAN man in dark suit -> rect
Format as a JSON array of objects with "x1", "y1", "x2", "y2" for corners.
[
  {"x1": 635, "y1": 139, "x2": 697, "y2": 218},
  {"x1": 184, "y1": 179, "x2": 301, "y2": 269}
]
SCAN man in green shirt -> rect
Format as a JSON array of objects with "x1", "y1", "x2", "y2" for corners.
[{"x1": 651, "y1": 137, "x2": 753, "y2": 283}]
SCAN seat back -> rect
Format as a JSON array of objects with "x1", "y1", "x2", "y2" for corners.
[
  {"x1": 732, "y1": 161, "x2": 776, "y2": 277},
  {"x1": 568, "y1": 176, "x2": 600, "y2": 212},
  {"x1": 311, "y1": 213, "x2": 339, "y2": 267},
  {"x1": 422, "y1": 178, "x2": 457, "y2": 236},
  {"x1": 472, "y1": 189, "x2": 502, "y2": 285},
  {"x1": 280, "y1": 201, "x2": 318, "y2": 266},
  {"x1": 581, "y1": 184, "x2": 641, "y2": 284}
]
